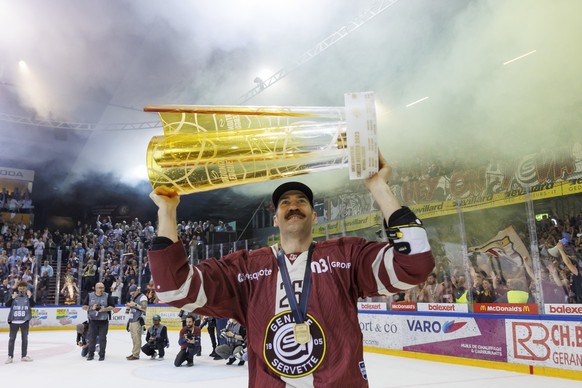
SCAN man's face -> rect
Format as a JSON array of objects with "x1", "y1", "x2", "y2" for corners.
[
  {"x1": 95, "y1": 284, "x2": 105, "y2": 295},
  {"x1": 186, "y1": 318, "x2": 193, "y2": 328},
  {"x1": 18, "y1": 285, "x2": 27, "y2": 294},
  {"x1": 273, "y1": 190, "x2": 316, "y2": 233}
]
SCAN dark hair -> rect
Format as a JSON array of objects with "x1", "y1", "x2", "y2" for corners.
[{"x1": 17, "y1": 280, "x2": 28, "y2": 288}]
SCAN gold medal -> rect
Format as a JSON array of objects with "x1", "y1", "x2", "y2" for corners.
[{"x1": 293, "y1": 322, "x2": 311, "y2": 344}]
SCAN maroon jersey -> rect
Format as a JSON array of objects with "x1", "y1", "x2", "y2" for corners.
[{"x1": 149, "y1": 236, "x2": 433, "y2": 387}]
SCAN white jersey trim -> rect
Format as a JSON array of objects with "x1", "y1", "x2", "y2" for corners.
[
  {"x1": 371, "y1": 246, "x2": 415, "y2": 295},
  {"x1": 156, "y1": 266, "x2": 207, "y2": 310}
]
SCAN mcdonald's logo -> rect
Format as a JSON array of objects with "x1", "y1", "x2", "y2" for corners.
[{"x1": 523, "y1": 305, "x2": 530, "y2": 312}]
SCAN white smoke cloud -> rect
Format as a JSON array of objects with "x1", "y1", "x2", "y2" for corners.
[{"x1": 1, "y1": 0, "x2": 581, "y2": 208}]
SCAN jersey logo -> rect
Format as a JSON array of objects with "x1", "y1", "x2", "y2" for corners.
[
  {"x1": 311, "y1": 256, "x2": 352, "y2": 274},
  {"x1": 263, "y1": 311, "x2": 326, "y2": 378}
]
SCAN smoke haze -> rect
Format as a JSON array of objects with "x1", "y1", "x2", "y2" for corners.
[{"x1": 1, "y1": 0, "x2": 581, "y2": 223}]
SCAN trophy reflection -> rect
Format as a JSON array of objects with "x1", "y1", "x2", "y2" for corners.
[{"x1": 145, "y1": 92, "x2": 377, "y2": 195}]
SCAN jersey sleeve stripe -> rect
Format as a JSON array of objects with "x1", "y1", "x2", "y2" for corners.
[
  {"x1": 371, "y1": 246, "x2": 419, "y2": 295},
  {"x1": 155, "y1": 266, "x2": 197, "y2": 303}
]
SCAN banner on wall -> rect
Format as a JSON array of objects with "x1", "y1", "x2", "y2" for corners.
[
  {"x1": 390, "y1": 302, "x2": 417, "y2": 312},
  {"x1": 358, "y1": 313, "x2": 508, "y2": 362},
  {"x1": 507, "y1": 319, "x2": 582, "y2": 371},
  {"x1": 474, "y1": 303, "x2": 539, "y2": 315},
  {"x1": 416, "y1": 303, "x2": 469, "y2": 313},
  {"x1": 544, "y1": 304, "x2": 582, "y2": 316},
  {"x1": 357, "y1": 302, "x2": 387, "y2": 311},
  {"x1": 358, "y1": 313, "x2": 403, "y2": 349},
  {"x1": 273, "y1": 178, "x2": 582, "y2": 241},
  {"x1": 0, "y1": 305, "x2": 182, "y2": 330}
]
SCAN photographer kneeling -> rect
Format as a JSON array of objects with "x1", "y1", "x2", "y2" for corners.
[
  {"x1": 174, "y1": 315, "x2": 201, "y2": 367},
  {"x1": 141, "y1": 315, "x2": 169, "y2": 360},
  {"x1": 214, "y1": 318, "x2": 247, "y2": 366}
]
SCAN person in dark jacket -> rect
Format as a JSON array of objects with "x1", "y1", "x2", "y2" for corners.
[{"x1": 5, "y1": 280, "x2": 35, "y2": 364}]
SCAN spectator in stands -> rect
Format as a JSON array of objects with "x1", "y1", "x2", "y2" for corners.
[
  {"x1": 417, "y1": 272, "x2": 441, "y2": 303},
  {"x1": 0, "y1": 278, "x2": 9, "y2": 306},
  {"x1": 74, "y1": 243, "x2": 86, "y2": 263},
  {"x1": 102, "y1": 269, "x2": 115, "y2": 294},
  {"x1": 495, "y1": 278, "x2": 533, "y2": 304},
  {"x1": 215, "y1": 221, "x2": 226, "y2": 232},
  {"x1": 40, "y1": 260, "x2": 54, "y2": 278},
  {"x1": 555, "y1": 240, "x2": 582, "y2": 303},
  {"x1": 37, "y1": 271, "x2": 50, "y2": 305},
  {"x1": 23, "y1": 253, "x2": 36, "y2": 275},
  {"x1": 5, "y1": 280, "x2": 35, "y2": 364},
  {"x1": 474, "y1": 278, "x2": 497, "y2": 303},
  {"x1": 81, "y1": 259, "x2": 97, "y2": 300},
  {"x1": 7, "y1": 251, "x2": 18, "y2": 272},
  {"x1": 21, "y1": 268, "x2": 33, "y2": 285},
  {"x1": 67, "y1": 252, "x2": 80, "y2": 279},
  {"x1": 453, "y1": 274, "x2": 469, "y2": 303},
  {"x1": 16, "y1": 243, "x2": 28, "y2": 261},
  {"x1": 33, "y1": 236, "x2": 44, "y2": 259},
  {"x1": 110, "y1": 276, "x2": 122, "y2": 304},
  {"x1": 140, "y1": 256, "x2": 151, "y2": 286},
  {"x1": 0, "y1": 188, "x2": 6, "y2": 209},
  {"x1": 437, "y1": 276, "x2": 455, "y2": 303},
  {"x1": 109, "y1": 259, "x2": 120, "y2": 277},
  {"x1": 124, "y1": 259, "x2": 138, "y2": 284},
  {"x1": 0, "y1": 249, "x2": 8, "y2": 274},
  {"x1": 525, "y1": 245, "x2": 568, "y2": 304}
]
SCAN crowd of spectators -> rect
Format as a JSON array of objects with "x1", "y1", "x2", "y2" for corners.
[
  {"x1": 0, "y1": 213, "x2": 236, "y2": 306},
  {"x1": 0, "y1": 187, "x2": 34, "y2": 213},
  {"x1": 391, "y1": 211, "x2": 582, "y2": 306},
  {"x1": 1, "y1": 197, "x2": 581, "y2": 309}
]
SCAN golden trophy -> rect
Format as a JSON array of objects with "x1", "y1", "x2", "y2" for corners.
[{"x1": 145, "y1": 92, "x2": 378, "y2": 195}]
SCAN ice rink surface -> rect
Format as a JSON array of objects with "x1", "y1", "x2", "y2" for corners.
[{"x1": 0, "y1": 329, "x2": 579, "y2": 387}]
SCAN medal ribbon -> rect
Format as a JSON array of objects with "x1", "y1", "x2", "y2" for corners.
[{"x1": 276, "y1": 242, "x2": 315, "y2": 324}]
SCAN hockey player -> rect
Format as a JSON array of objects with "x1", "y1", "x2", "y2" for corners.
[{"x1": 148, "y1": 153, "x2": 434, "y2": 387}]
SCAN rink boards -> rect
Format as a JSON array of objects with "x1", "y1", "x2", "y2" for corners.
[
  {"x1": 0, "y1": 305, "x2": 580, "y2": 381},
  {"x1": 358, "y1": 310, "x2": 582, "y2": 381}
]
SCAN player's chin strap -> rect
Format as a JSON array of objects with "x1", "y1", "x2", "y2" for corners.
[{"x1": 384, "y1": 206, "x2": 431, "y2": 255}]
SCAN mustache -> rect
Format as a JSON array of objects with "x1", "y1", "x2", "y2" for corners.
[{"x1": 285, "y1": 209, "x2": 305, "y2": 220}]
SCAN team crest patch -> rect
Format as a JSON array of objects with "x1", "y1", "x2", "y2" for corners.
[{"x1": 263, "y1": 311, "x2": 326, "y2": 378}]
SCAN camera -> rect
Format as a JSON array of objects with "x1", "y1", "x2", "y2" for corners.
[{"x1": 94, "y1": 305, "x2": 102, "y2": 311}]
